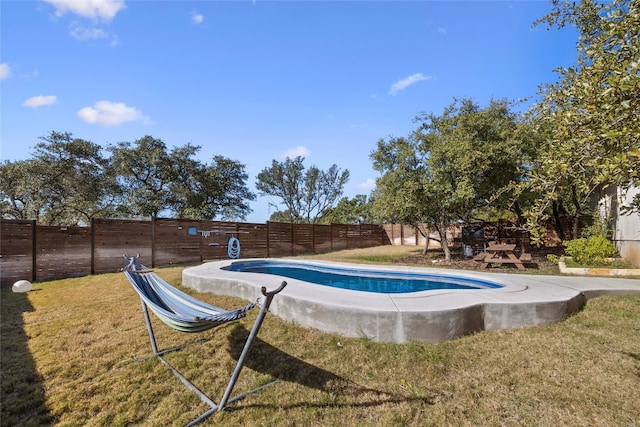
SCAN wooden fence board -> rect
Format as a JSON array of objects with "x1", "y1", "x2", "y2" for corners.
[
  {"x1": 237, "y1": 223, "x2": 268, "y2": 258},
  {"x1": 0, "y1": 220, "x2": 34, "y2": 283},
  {"x1": 1, "y1": 218, "x2": 387, "y2": 284},
  {"x1": 313, "y1": 224, "x2": 333, "y2": 253},
  {"x1": 331, "y1": 224, "x2": 348, "y2": 251},
  {"x1": 36, "y1": 225, "x2": 91, "y2": 281},
  {"x1": 153, "y1": 218, "x2": 202, "y2": 266},
  {"x1": 292, "y1": 224, "x2": 314, "y2": 255},
  {"x1": 268, "y1": 222, "x2": 293, "y2": 257},
  {"x1": 93, "y1": 219, "x2": 152, "y2": 274}
]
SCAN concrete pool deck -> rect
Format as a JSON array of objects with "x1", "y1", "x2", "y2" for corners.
[{"x1": 182, "y1": 259, "x2": 640, "y2": 344}]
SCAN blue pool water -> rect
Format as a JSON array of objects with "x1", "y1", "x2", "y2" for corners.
[{"x1": 223, "y1": 260, "x2": 503, "y2": 294}]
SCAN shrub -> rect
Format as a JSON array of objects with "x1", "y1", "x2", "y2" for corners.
[
  {"x1": 563, "y1": 234, "x2": 618, "y2": 265},
  {"x1": 546, "y1": 254, "x2": 560, "y2": 265}
]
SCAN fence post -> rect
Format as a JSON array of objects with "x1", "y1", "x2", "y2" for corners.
[
  {"x1": 151, "y1": 218, "x2": 156, "y2": 268},
  {"x1": 90, "y1": 218, "x2": 95, "y2": 275},
  {"x1": 31, "y1": 220, "x2": 37, "y2": 282},
  {"x1": 266, "y1": 221, "x2": 270, "y2": 258},
  {"x1": 199, "y1": 219, "x2": 204, "y2": 262},
  {"x1": 330, "y1": 223, "x2": 333, "y2": 251},
  {"x1": 312, "y1": 223, "x2": 316, "y2": 253}
]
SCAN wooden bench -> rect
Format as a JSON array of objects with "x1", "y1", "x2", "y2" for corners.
[
  {"x1": 474, "y1": 252, "x2": 488, "y2": 262},
  {"x1": 519, "y1": 253, "x2": 532, "y2": 262}
]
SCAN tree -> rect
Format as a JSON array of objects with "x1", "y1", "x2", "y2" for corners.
[
  {"x1": 0, "y1": 131, "x2": 124, "y2": 225},
  {"x1": 110, "y1": 136, "x2": 196, "y2": 218},
  {"x1": 173, "y1": 155, "x2": 255, "y2": 221},
  {"x1": 0, "y1": 159, "x2": 46, "y2": 221},
  {"x1": 111, "y1": 135, "x2": 255, "y2": 220},
  {"x1": 523, "y1": 0, "x2": 640, "y2": 243},
  {"x1": 1, "y1": 132, "x2": 256, "y2": 223},
  {"x1": 318, "y1": 194, "x2": 377, "y2": 224},
  {"x1": 256, "y1": 156, "x2": 350, "y2": 223},
  {"x1": 371, "y1": 98, "x2": 531, "y2": 260}
]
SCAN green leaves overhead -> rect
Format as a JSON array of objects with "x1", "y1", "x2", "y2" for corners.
[{"x1": 523, "y1": 0, "x2": 640, "y2": 241}]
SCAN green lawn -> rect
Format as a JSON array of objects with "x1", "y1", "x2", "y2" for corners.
[{"x1": 2, "y1": 247, "x2": 639, "y2": 426}]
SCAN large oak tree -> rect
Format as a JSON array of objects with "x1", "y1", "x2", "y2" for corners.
[{"x1": 371, "y1": 98, "x2": 532, "y2": 260}]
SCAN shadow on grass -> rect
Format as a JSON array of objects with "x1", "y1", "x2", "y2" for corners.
[
  {"x1": 227, "y1": 325, "x2": 434, "y2": 410},
  {"x1": 0, "y1": 287, "x2": 53, "y2": 426}
]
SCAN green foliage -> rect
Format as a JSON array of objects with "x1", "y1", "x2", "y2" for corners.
[
  {"x1": 0, "y1": 131, "x2": 124, "y2": 225},
  {"x1": 256, "y1": 156, "x2": 350, "y2": 224},
  {"x1": 173, "y1": 155, "x2": 255, "y2": 221},
  {"x1": 580, "y1": 212, "x2": 614, "y2": 239},
  {"x1": 563, "y1": 234, "x2": 618, "y2": 265},
  {"x1": 370, "y1": 98, "x2": 532, "y2": 260},
  {"x1": 1, "y1": 132, "x2": 255, "y2": 224},
  {"x1": 318, "y1": 194, "x2": 377, "y2": 224},
  {"x1": 547, "y1": 254, "x2": 560, "y2": 265},
  {"x1": 523, "y1": 0, "x2": 640, "y2": 242}
]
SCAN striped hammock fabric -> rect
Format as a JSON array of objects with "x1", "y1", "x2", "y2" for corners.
[{"x1": 123, "y1": 258, "x2": 255, "y2": 333}]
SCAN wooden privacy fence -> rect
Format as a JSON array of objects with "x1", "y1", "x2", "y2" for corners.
[{"x1": 0, "y1": 218, "x2": 390, "y2": 284}]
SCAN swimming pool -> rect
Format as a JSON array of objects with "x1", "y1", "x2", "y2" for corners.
[
  {"x1": 222, "y1": 260, "x2": 503, "y2": 293},
  {"x1": 182, "y1": 258, "x2": 640, "y2": 343}
]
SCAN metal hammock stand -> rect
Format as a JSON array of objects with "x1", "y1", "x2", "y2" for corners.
[{"x1": 122, "y1": 256, "x2": 287, "y2": 426}]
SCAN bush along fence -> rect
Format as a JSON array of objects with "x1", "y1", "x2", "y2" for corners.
[{"x1": 0, "y1": 218, "x2": 390, "y2": 284}]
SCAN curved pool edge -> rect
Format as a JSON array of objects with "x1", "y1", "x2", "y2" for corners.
[{"x1": 182, "y1": 258, "x2": 640, "y2": 344}]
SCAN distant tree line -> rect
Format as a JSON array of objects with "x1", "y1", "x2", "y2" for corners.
[
  {"x1": 1, "y1": 133, "x2": 256, "y2": 225},
  {"x1": 2, "y1": 0, "x2": 637, "y2": 262},
  {"x1": 0, "y1": 132, "x2": 354, "y2": 226}
]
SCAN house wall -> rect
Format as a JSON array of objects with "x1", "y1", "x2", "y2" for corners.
[{"x1": 613, "y1": 186, "x2": 640, "y2": 266}]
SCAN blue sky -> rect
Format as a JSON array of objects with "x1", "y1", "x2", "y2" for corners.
[{"x1": 1, "y1": 0, "x2": 578, "y2": 222}]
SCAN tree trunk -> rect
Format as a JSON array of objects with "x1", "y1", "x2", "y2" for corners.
[
  {"x1": 570, "y1": 185, "x2": 582, "y2": 239},
  {"x1": 414, "y1": 222, "x2": 430, "y2": 254},
  {"x1": 552, "y1": 201, "x2": 566, "y2": 241},
  {"x1": 512, "y1": 201, "x2": 522, "y2": 225},
  {"x1": 435, "y1": 216, "x2": 451, "y2": 261}
]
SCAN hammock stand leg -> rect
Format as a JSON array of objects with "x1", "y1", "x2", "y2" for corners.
[
  {"x1": 139, "y1": 300, "x2": 193, "y2": 360},
  {"x1": 138, "y1": 282, "x2": 287, "y2": 427}
]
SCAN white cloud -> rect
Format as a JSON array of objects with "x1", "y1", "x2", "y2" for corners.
[
  {"x1": 69, "y1": 22, "x2": 119, "y2": 46},
  {"x1": 281, "y1": 145, "x2": 311, "y2": 159},
  {"x1": 70, "y1": 22, "x2": 104, "y2": 39},
  {"x1": 22, "y1": 95, "x2": 57, "y2": 108},
  {"x1": 44, "y1": 0, "x2": 126, "y2": 22},
  {"x1": 357, "y1": 178, "x2": 376, "y2": 191},
  {"x1": 77, "y1": 101, "x2": 150, "y2": 126},
  {"x1": 0, "y1": 63, "x2": 11, "y2": 80},
  {"x1": 191, "y1": 11, "x2": 204, "y2": 24},
  {"x1": 389, "y1": 73, "x2": 433, "y2": 95},
  {"x1": 437, "y1": 27, "x2": 447, "y2": 35}
]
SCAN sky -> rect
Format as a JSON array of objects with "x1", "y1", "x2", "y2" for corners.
[{"x1": 0, "y1": 0, "x2": 578, "y2": 222}]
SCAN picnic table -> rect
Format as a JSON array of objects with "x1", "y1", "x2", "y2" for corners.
[{"x1": 473, "y1": 243, "x2": 531, "y2": 271}]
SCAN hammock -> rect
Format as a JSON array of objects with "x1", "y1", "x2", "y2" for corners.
[
  {"x1": 122, "y1": 256, "x2": 286, "y2": 426},
  {"x1": 124, "y1": 257, "x2": 254, "y2": 333}
]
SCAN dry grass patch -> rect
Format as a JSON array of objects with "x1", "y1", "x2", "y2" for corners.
[{"x1": 2, "y1": 254, "x2": 640, "y2": 426}]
